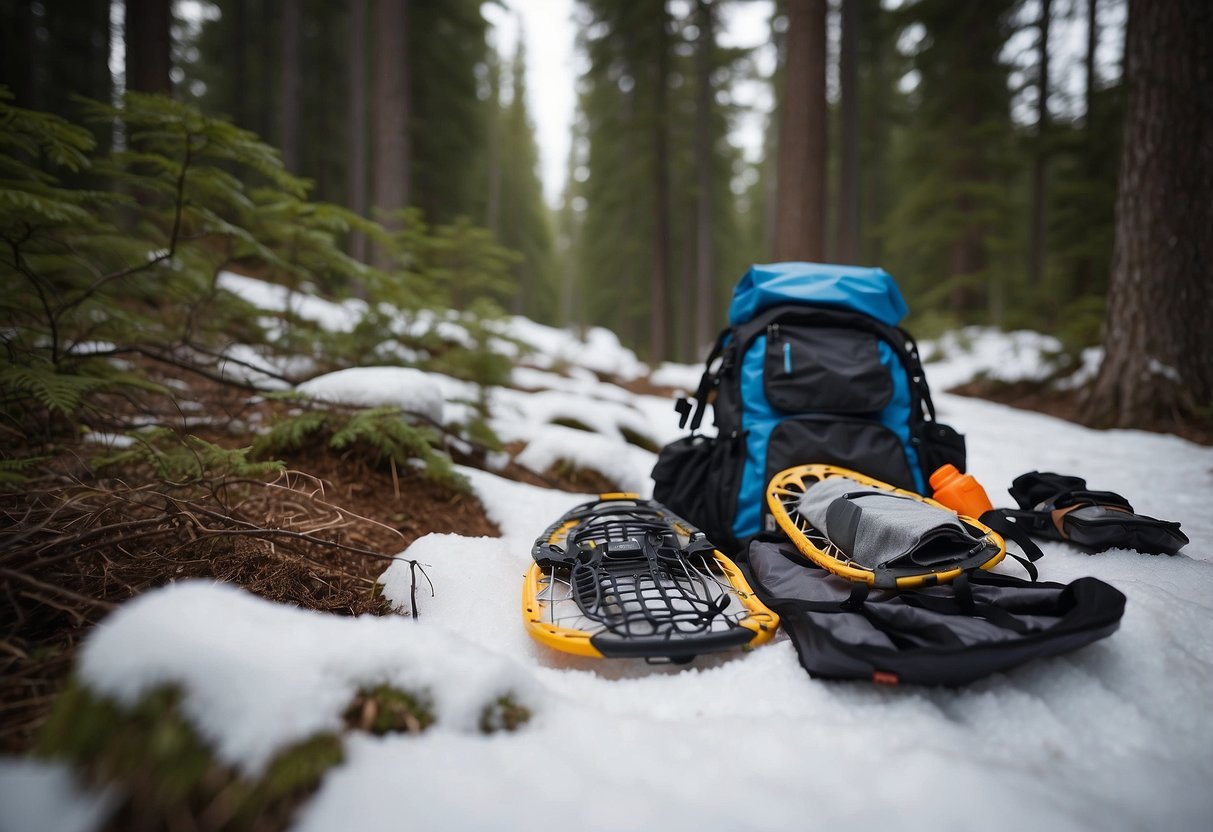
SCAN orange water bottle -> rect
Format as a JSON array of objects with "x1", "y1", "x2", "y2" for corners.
[{"x1": 929, "y1": 464, "x2": 994, "y2": 518}]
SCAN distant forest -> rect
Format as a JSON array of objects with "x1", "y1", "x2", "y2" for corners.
[{"x1": 1, "y1": 0, "x2": 1209, "y2": 428}]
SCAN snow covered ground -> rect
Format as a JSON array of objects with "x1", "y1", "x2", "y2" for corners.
[{"x1": 3, "y1": 276, "x2": 1211, "y2": 832}]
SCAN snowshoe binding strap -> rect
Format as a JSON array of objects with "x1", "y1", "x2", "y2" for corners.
[{"x1": 1001, "y1": 471, "x2": 1188, "y2": 555}]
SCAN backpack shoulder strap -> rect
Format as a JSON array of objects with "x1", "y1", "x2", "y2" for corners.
[
  {"x1": 678, "y1": 328, "x2": 731, "y2": 432},
  {"x1": 897, "y1": 328, "x2": 939, "y2": 423}
]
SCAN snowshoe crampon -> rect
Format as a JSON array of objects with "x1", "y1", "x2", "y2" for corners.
[
  {"x1": 524, "y1": 494, "x2": 779, "y2": 662},
  {"x1": 767, "y1": 464, "x2": 1007, "y2": 590}
]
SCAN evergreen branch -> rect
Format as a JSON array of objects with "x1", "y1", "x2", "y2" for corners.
[
  {"x1": 6, "y1": 229, "x2": 61, "y2": 363},
  {"x1": 90, "y1": 346, "x2": 271, "y2": 394},
  {"x1": 55, "y1": 127, "x2": 197, "y2": 324}
]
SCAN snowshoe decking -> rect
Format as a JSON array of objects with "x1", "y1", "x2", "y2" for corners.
[
  {"x1": 767, "y1": 464, "x2": 1007, "y2": 590},
  {"x1": 523, "y1": 494, "x2": 778, "y2": 662}
]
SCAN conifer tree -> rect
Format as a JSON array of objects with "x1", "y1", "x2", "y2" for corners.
[
  {"x1": 496, "y1": 38, "x2": 556, "y2": 323},
  {"x1": 349, "y1": 0, "x2": 370, "y2": 264},
  {"x1": 1084, "y1": 0, "x2": 1212, "y2": 429},
  {"x1": 126, "y1": 0, "x2": 173, "y2": 95},
  {"x1": 372, "y1": 0, "x2": 411, "y2": 265},
  {"x1": 882, "y1": 0, "x2": 1017, "y2": 322},
  {"x1": 574, "y1": 0, "x2": 747, "y2": 361},
  {"x1": 773, "y1": 0, "x2": 827, "y2": 262},
  {"x1": 1028, "y1": 0, "x2": 1052, "y2": 286},
  {"x1": 693, "y1": 0, "x2": 717, "y2": 349},
  {"x1": 837, "y1": 0, "x2": 861, "y2": 264}
]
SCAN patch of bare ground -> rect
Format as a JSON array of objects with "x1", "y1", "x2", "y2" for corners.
[
  {"x1": 947, "y1": 379, "x2": 1213, "y2": 446},
  {"x1": 1, "y1": 346, "x2": 647, "y2": 758},
  {"x1": 0, "y1": 396, "x2": 505, "y2": 757},
  {"x1": 497, "y1": 441, "x2": 620, "y2": 494},
  {"x1": 609, "y1": 373, "x2": 682, "y2": 398}
]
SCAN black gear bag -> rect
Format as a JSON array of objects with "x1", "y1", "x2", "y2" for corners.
[{"x1": 739, "y1": 537, "x2": 1126, "y2": 686}]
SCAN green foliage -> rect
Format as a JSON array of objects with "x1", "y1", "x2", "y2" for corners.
[
  {"x1": 37, "y1": 678, "x2": 526, "y2": 828},
  {"x1": 0, "y1": 90, "x2": 515, "y2": 495},
  {"x1": 259, "y1": 733, "x2": 346, "y2": 799},
  {"x1": 1, "y1": 89, "x2": 322, "y2": 448},
  {"x1": 183, "y1": 0, "x2": 494, "y2": 227},
  {"x1": 491, "y1": 39, "x2": 558, "y2": 323},
  {"x1": 37, "y1": 682, "x2": 343, "y2": 830},
  {"x1": 409, "y1": 0, "x2": 493, "y2": 225},
  {"x1": 550, "y1": 416, "x2": 594, "y2": 433},
  {"x1": 97, "y1": 429, "x2": 285, "y2": 483},
  {"x1": 1, "y1": 357, "x2": 168, "y2": 420},
  {"x1": 254, "y1": 406, "x2": 468, "y2": 492},
  {"x1": 479, "y1": 694, "x2": 532, "y2": 734},
  {"x1": 0, "y1": 455, "x2": 48, "y2": 488},
  {"x1": 883, "y1": 0, "x2": 1019, "y2": 325},
  {"x1": 345, "y1": 684, "x2": 435, "y2": 735},
  {"x1": 619, "y1": 425, "x2": 660, "y2": 454},
  {"x1": 571, "y1": 0, "x2": 749, "y2": 360}
]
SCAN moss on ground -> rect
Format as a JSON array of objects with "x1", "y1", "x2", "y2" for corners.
[{"x1": 36, "y1": 677, "x2": 530, "y2": 830}]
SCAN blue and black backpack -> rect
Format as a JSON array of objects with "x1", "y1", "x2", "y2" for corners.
[{"x1": 652, "y1": 262, "x2": 967, "y2": 554}]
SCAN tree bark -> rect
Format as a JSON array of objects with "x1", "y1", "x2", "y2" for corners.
[
  {"x1": 124, "y1": 0, "x2": 172, "y2": 95},
  {"x1": 349, "y1": 0, "x2": 370, "y2": 263},
  {"x1": 648, "y1": 6, "x2": 672, "y2": 365},
  {"x1": 1028, "y1": 0, "x2": 1051, "y2": 286},
  {"x1": 862, "y1": 0, "x2": 886, "y2": 266},
  {"x1": 773, "y1": 0, "x2": 828, "y2": 262},
  {"x1": 1071, "y1": 0, "x2": 1098, "y2": 298},
  {"x1": 371, "y1": 0, "x2": 411, "y2": 268},
  {"x1": 0, "y1": 1, "x2": 35, "y2": 106},
  {"x1": 837, "y1": 0, "x2": 860, "y2": 264},
  {"x1": 1085, "y1": 0, "x2": 1098, "y2": 123},
  {"x1": 1084, "y1": 0, "x2": 1213, "y2": 430},
  {"x1": 230, "y1": 0, "x2": 250, "y2": 128},
  {"x1": 279, "y1": 0, "x2": 303, "y2": 171},
  {"x1": 693, "y1": 0, "x2": 717, "y2": 352}
]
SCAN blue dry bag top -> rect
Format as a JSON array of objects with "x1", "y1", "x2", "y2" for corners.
[{"x1": 728, "y1": 262, "x2": 909, "y2": 327}]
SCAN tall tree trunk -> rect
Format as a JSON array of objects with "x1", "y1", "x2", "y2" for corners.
[
  {"x1": 649, "y1": 7, "x2": 672, "y2": 365},
  {"x1": 231, "y1": 0, "x2": 250, "y2": 128},
  {"x1": 1071, "y1": 0, "x2": 1099, "y2": 298},
  {"x1": 693, "y1": 0, "x2": 716, "y2": 352},
  {"x1": 279, "y1": 0, "x2": 303, "y2": 171},
  {"x1": 0, "y1": 1, "x2": 35, "y2": 107},
  {"x1": 1028, "y1": 0, "x2": 1051, "y2": 286},
  {"x1": 837, "y1": 0, "x2": 860, "y2": 264},
  {"x1": 1085, "y1": 0, "x2": 1098, "y2": 123},
  {"x1": 124, "y1": 0, "x2": 172, "y2": 95},
  {"x1": 1084, "y1": 0, "x2": 1213, "y2": 430},
  {"x1": 859, "y1": 0, "x2": 886, "y2": 266},
  {"x1": 349, "y1": 0, "x2": 370, "y2": 263},
  {"x1": 371, "y1": 0, "x2": 411, "y2": 268},
  {"x1": 484, "y1": 49, "x2": 503, "y2": 239},
  {"x1": 773, "y1": 0, "x2": 827, "y2": 262}
]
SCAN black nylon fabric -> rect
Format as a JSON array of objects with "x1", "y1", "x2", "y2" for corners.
[
  {"x1": 652, "y1": 432, "x2": 745, "y2": 553},
  {"x1": 764, "y1": 326, "x2": 892, "y2": 413},
  {"x1": 740, "y1": 539, "x2": 1127, "y2": 686},
  {"x1": 765, "y1": 417, "x2": 916, "y2": 494},
  {"x1": 652, "y1": 297, "x2": 966, "y2": 556}
]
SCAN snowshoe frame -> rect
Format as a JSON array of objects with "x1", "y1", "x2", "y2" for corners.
[
  {"x1": 523, "y1": 494, "x2": 778, "y2": 662},
  {"x1": 767, "y1": 465, "x2": 1006, "y2": 589}
]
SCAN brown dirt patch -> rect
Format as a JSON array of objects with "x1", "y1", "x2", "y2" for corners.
[
  {"x1": 0, "y1": 446, "x2": 501, "y2": 755},
  {"x1": 948, "y1": 380, "x2": 1213, "y2": 446}
]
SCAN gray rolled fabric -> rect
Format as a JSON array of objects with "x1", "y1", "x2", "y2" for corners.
[{"x1": 796, "y1": 476, "x2": 984, "y2": 570}]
